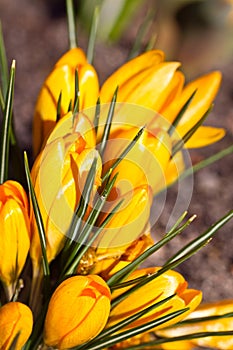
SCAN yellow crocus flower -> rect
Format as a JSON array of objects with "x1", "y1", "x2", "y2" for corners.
[
  {"x1": 30, "y1": 128, "x2": 102, "y2": 268},
  {"x1": 44, "y1": 275, "x2": 111, "y2": 349},
  {"x1": 33, "y1": 48, "x2": 99, "y2": 156},
  {"x1": 100, "y1": 50, "x2": 225, "y2": 148},
  {"x1": 0, "y1": 181, "x2": 31, "y2": 300},
  {"x1": 156, "y1": 299, "x2": 233, "y2": 350},
  {"x1": 108, "y1": 267, "x2": 202, "y2": 331},
  {"x1": 0, "y1": 302, "x2": 33, "y2": 350}
]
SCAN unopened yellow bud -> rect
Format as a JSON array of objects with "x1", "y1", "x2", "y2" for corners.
[
  {"x1": 0, "y1": 181, "x2": 30, "y2": 298},
  {"x1": 33, "y1": 48, "x2": 99, "y2": 156},
  {"x1": 44, "y1": 275, "x2": 111, "y2": 349},
  {"x1": 0, "y1": 302, "x2": 33, "y2": 349}
]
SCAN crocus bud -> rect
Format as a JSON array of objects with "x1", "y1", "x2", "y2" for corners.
[
  {"x1": 0, "y1": 181, "x2": 30, "y2": 299},
  {"x1": 33, "y1": 48, "x2": 99, "y2": 156},
  {"x1": 30, "y1": 130, "x2": 102, "y2": 267},
  {"x1": 44, "y1": 275, "x2": 111, "y2": 349},
  {"x1": 157, "y1": 299, "x2": 233, "y2": 350},
  {"x1": 109, "y1": 267, "x2": 202, "y2": 331},
  {"x1": 0, "y1": 302, "x2": 33, "y2": 349}
]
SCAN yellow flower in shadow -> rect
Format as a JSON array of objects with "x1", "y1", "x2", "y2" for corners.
[{"x1": 0, "y1": 302, "x2": 33, "y2": 350}]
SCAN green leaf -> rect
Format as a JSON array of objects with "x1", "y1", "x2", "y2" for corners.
[
  {"x1": 168, "y1": 90, "x2": 197, "y2": 136},
  {"x1": 78, "y1": 294, "x2": 176, "y2": 350},
  {"x1": 63, "y1": 198, "x2": 123, "y2": 277},
  {"x1": 172, "y1": 105, "x2": 212, "y2": 156},
  {"x1": 111, "y1": 210, "x2": 233, "y2": 308},
  {"x1": 60, "y1": 173, "x2": 118, "y2": 276},
  {"x1": 108, "y1": 213, "x2": 195, "y2": 288},
  {"x1": 128, "y1": 8, "x2": 155, "y2": 60},
  {"x1": 75, "y1": 308, "x2": 188, "y2": 350},
  {"x1": 177, "y1": 311, "x2": 233, "y2": 325},
  {"x1": 165, "y1": 209, "x2": 233, "y2": 265},
  {"x1": 0, "y1": 21, "x2": 9, "y2": 98},
  {"x1": 73, "y1": 69, "x2": 79, "y2": 114},
  {"x1": 123, "y1": 330, "x2": 233, "y2": 349},
  {"x1": 0, "y1": 60, "x2": 15, "y2": 184},
  {"x1": 66, "y1": 0, "x2": 77, "y2": 48},
  {"x1": 98, "y1": 87, "x2": 118, "y2": 156},
  {"x1": 24, "y1": 152, "x2": 50, "y2": 278},
  {"x1": 56, "y1": 91, "x2": 62, "y2": 122},
  {"x1": 87, "y1": 6, "x2": 100, "y2": 64},
  {"x1": 93, "y1": 96, "x2": 101, "y2": 135},
  {"x1": 102, "y1": 125, "x2": 145, "y2": 183},
  {"x1": 62, "y1": 157, "x2": 98, "y2": 257}
]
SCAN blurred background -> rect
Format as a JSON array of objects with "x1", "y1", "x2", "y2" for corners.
[{"x1": 0, "y1": 0, "x2": 233, "y2": 306}]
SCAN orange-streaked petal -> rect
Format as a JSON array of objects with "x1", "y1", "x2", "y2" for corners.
[
  {"x1": 0, "y1": 302, "x2": 33, "y2": 350},
  {"x1": 44, "y1": 275, "x2": 111, "y2": 348},
  {"x1": 185, "y1": 126, "x2": 226, "y2": 148}
]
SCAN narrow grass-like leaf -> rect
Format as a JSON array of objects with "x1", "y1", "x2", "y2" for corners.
[
  {"x1": 62, "y1": 157, "x2": 98, "y2": 259},
  {"x1": 165, "y1": 209, "x2": 233, "y2": 265},
  {"x1": 97, "y1": 295, "x2": 176, "y2": 343},
  {"x1": 78, "y1": 294, "x2": 176, "y2": 350},
  {"x1": 128, "y1": 9, "x2": 155, "y2": 60},
  {"x1": 168, "y1": 90, "x2": 197, "y2": 136},
  {"x1": 67, "y1": 98, "x2": 73, "y2": 113},
  {"x1": 9, "y1": 332, "x2": 20, "y2": 350},
  {"x1": 73, "y1": 69, "x2": 79, "y2": 114},
  {"x1": 87, "y1": 6, "x2": 99, "y2": 64},
  {"x1": 179, "y1": 144, "x2": 233, "y2": 183},
  {"x1": 75, "y1": 308, "x2": 188, "y2": 350},
  {"x1": 98, "y1": 87, "x2": 118, "y2": 156},
  {"x1": 0, "y1": 60, "x2": 15, "y2": 184},
  {"x1": 93, "y1": 96, "x2": 101, "y2": 135},
  {"x1": 111, "y1": 210, "x2": 233, "y2": 307},
  {"x1": 0, "y1": 88, "x2": 4, "y2": 113},
  {"x1": 108, "y1": 213, "x2": 196, "y2": 288},
  {"x1": 66, "y1": 0, "x2": 77, "y2": 48},
  {"x1": 63, "y1": 199, "x2": 123, "y2": 277},
  {"x1": 177, "y1": 311, "x2": 233, "y2": 325},
  {"x1": 172, "y1": 105, "x2": 212, "y2": 156},
  {"x1": 61, "y1": 173, "x2": 118, "y2": 275},
  {"x1": 102, "y1": 125, "x2": 145, "y2": 183},
  {"x1": 56, "y1": 91, "x2": 62, "y2": 122},
  {"x1": 0, "y1": 21, "x2": 9, "y2": 97},
  {"x1": 24, "y1": 152, "x2": 50, "y2": 277},
  {"x1": 123, "y1": 331, "x2": 233, "y2": 349}
]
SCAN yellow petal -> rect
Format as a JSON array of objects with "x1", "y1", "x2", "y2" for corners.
[
  {"x1": 0, "y1": 302, "x2": 33, "y2": 350},
  {"x1": 162, "y1": 71, "x2": 222, "y2": 137},
  {"x1": 33, "y1": 48, "x2": 99, "y2": 156},
  {"x1": 44, "y1": 275, "x2": 111, "y2": 348},
  {"x1": 158, "y1": 300, "x2": 233, "y2": 350},
  {"x1": 109, "y1": 267, "x2": 202, "y2": 330},
  {"x1": 102, "y1": 126, "x2": 171, "y2": 195},
  {"x1": 100, "y1": 50, "x2": 165, "y2": 102},
  {"x1": 185, "y1": 126, "x2": 226, "y2": 148},
  {"x1": 96, "y1": 185, "x2": 152, "y2": 249},
  {"x1": 0, "y1": 198, "x2": 30, "y2": 287}
]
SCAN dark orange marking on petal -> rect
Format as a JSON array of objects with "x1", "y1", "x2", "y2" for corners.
[
  {"x1": 80, "y1": 288, "x2": 97, "y2": 299},
  {"x1": 89, "y1": 280, "x2": 111, "y2": 299}
]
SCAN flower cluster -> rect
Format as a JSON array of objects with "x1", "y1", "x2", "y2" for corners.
[{"x1": 0, "y1": 3, "x2": 232, "y2": 349}]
